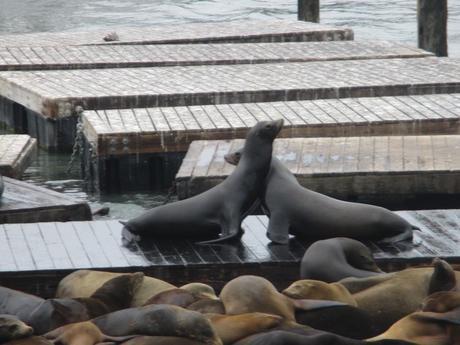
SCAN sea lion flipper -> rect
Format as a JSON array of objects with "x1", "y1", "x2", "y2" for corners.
[
  {"x1": 428, "y1": 258, "x2": 456, "y2": 294},
  {"x1": 266, "y1": 213, "x2": 290, "y2": 245},
  {"x1": 413, "y1": 308, "x2": 460, "y2": 325},
  {"x1": 376, "y1": 228, "x2": 413, "y2": 244}
]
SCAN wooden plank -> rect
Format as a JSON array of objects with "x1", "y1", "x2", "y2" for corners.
[
  {"x1": 0, "y1": 135, "x2": 37, "y2": 178},
  {"x1": 175, "y1": 135, "x2": 460, "y2": 202},
  {"x1": 0, "y1": 20, "x2": 354, "y2": 47}
]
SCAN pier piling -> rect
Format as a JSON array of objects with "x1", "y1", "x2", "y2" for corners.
[
  {"x1": 298, "y1": 0, "x2": 320, "y2": 23},
  {"x1": 418, "y1": 0, "x2": 448, "y2": 56}
]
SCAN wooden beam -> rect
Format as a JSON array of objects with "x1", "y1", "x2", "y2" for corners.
[
  {"x1": 418, "y1": 0, "x2": 448, "y2": 56},
  {"x1": 298, "y1": 0, "x2": 320, "y2": 23}
]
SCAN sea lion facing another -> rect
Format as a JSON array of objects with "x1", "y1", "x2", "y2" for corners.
[
  {"x1": 121, "y1": 119, "x2": 283, "y2": 244},
  {"x1": 224, "y1": 151, "x2": 417, "y2": 244},
  {"x1": 300, "y1": 238, "x2": 383, "y2": 282},
  {"x1": 56, "y1": 270, "x2": 175, "y2": 307}
]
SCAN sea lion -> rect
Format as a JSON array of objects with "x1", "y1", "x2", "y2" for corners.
[
  {"x1": 142, "y1": 288, "x2": 198, "y2": 308},
  {"x1": 300, "y1": 238, "x2": 383, "y2": 282},
  {"x1": 120, "y1": 336, "x2": 205, "y2": 345},
  {"x1": 187, "y1": 299, "x2": 226, "y2": 314},
  {"x1": 282, "y1": 279, "x2": 357, "y2": 306},
  {"x1": 422, "y1": 291, "x2": 460, "y2": 313},
  {"x1": 92, "y1": 304, "x2": 222, "y2": 345},
  {"x1": 207, "y1": 313, "x2": 282, "y2": 345},
  {"x1": 180, "y1": 283, "x2": 218, "y2": 300},
  {"x1": 220, "y1": 275, "x2": 345, "y2": 321},
  {"x1": 56, "y1": 270, "x2": 175, "y2": 307},
  {"x1": 340, "y1": 258, "x2": 459, "y2": 332},
  {"x1": 225, "y1": 151, "x2": 417, "y2": 244},
  {"x1": 0, "y1": 315, "x2": 33, "y2": 343},
  {"x1": 0, "y1": 174, "x2": 4, "y2": 198},
  {"x1": 43, "y1": 321, "x2": 136, "y2": 345},
  {"x1": 233, "y1": 330, "x2": 415, "y2": 345},
  {"x1": 121, "y1": 119, "x2": 284, "y2": 244}
]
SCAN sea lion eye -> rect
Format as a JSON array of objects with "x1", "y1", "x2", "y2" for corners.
[{"x1": 265, "y1": 124, "x2": 272, "y2": 129}]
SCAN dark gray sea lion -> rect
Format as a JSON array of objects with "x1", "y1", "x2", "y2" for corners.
[
  {"x1": 225, "y1": 151, "x2": 417, "y2": 244},
  {"x1": 300, "y1": 238, "x2": 383, "y2": 282},
  {"x1": 233, "y1": 330, "x2": 415, "y2": 345},
  {"x1": 0, "y1": 174, "x2": 4, "y2": 198},
  {"x1": 91, "y1": 304, "x2": 221, "y2": 345},
  {"x1": 220, "y1": 275, "x2": 346, "y2": 322},
  {"x1": 0, "y1": 315, "x2": 33, "y2": 343},
  {"x1": 3, "y1": 336, "x2": 52, "y2": 345},
  {"x1": 120, "y1": 336, "x2": 205, "y2": 345},
  {"x1": 121, "y1": 120, "x2": 283, "y2": 244}
]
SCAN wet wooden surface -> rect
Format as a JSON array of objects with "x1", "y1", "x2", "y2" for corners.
[
  {"x1": 83, "y1": 93, "x2": 460, "y2": 158},
  {"x1": 0, "y1": 41, "x2": 431, "y2": 71},
  {"x1": 0, "y1": 210, "x2": 458, "y2": 297},
  {"x1": 0, "y1": 135, "x2": 37, "y2": 178},
  {"x1": 0, "y1": 177, "x2": 92, "y2": 224},
  {"x1": 0, "y1": 20, "x2": 353, "y2": 47},
  {"x1": 175, "y1": 135, "x2": 460, "y2": 200}
]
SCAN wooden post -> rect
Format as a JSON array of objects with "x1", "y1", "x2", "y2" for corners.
[
  {"x1": 417, "y1": 0, "x2": 448, "y2": 56},
  {"x1": 298, "y1": 0, "x2": 320, "y2": 23}
]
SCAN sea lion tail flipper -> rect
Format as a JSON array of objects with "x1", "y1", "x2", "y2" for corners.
[
  {"x1": 196, "y1": 229, "x2": 244, "y2": 245},
  {"x1": 377, "y1": 228, "x2": 413, "y2": 244},
  {"x1": 428, "y1": 258, "x2": 457, "y2": 294},
  {"x1": 412, "y1": 225, "x2": 421, "y2": 231},
  {"x1": 290, "y1": 298, "x2": 347, "y2": 311}
]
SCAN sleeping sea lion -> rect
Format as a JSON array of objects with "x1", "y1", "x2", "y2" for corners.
[
  {"x1": 300, "y1": 238, "x2": 383, "y2": 282},
  {"x1": 0, "y1": 315, "x2": 33, "y2": 343},
  {"x1": 56, "y1": 270, "x2": 175, "y2": 307},
  {"x1": 282, "y1": 279, "x2": 357, "y2": 305},
  {"x1": 180, "y1": 283, "x2": 218, "y2": 300},
  {"x1": 224, "y1": 151, "x2": 417, "y2": 244},
  {"x1": 187, "y1": 299, "x2": 225, "y2": 314},
  {"x1": 220, "y1": 275, "x2": 345, "y2": 321},
  {"x1": 121, "y1": 119, "x2": 284, "y2": 244}
]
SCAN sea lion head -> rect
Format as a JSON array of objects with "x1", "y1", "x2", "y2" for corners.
[
  {"x1": 340, "y1": 238, "x2": 383, "y2": 273},
  {"x1": 0, "y1": 315, "x2": 33, "y2": 342},
  {"x1": 282, "y1": 280, "x2": 357, "y2": 306},
  {"x1": 181, "y1": 283, "x2": 218, "y2": 300},
  {"x1": 224, "y1": 150, "x2": 242, "y2": 166},
  {"x1": 249, "y1": 119, "x2": 284, "y2": 142}
]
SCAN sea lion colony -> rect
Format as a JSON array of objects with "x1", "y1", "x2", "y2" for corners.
[{"x1": 2, "y1": 121, "x2": 457, "y2": 344}]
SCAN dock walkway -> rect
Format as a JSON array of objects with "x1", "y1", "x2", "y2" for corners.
[
  {"x1": 0, "y1": 41, "x2": 430, "y2": 71},
  {"x1": 175, "y1": 135, "x2": 460, "y2": 208},
  {"x1": 0, "y1": 177, "x2": 92, "y2": 224},
  {"x1": 0, "y1": 135, "x2": 37, "y2": 178},
  {"x1": 0, "y1": 20, "x2": 353, "y2": 47},
  {"x1": 0, "y1": 210, "x2": 458, "y2": 297}
]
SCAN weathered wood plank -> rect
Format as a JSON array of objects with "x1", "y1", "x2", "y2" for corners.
[
  {"x1": 0, "y1": 41, "x2": 432, "y2": 71},
  {"x1": 0, "y1": 135, "x2": 37, "y2": 178},
  {"x1": 0, "y1": 177, "x2": 92, "y2": 224},
  {"x1": 0, "y1": 20, "x2": 353, "y2": 47},
  {"x1": 175, "y1": 135, "x2": 460, "y2": 204}
]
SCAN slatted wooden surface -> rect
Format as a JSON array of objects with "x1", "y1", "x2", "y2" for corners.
[
  {"x1": 83, "y1": 93, "x2": 460, "y2": 157},
  {"x1": 0, "y1": 135, "x2": 37, "y2": 178},
  {"x1": 2, "y1": 57, "x2": 460, "y2": 120},
  {"x1": 175, "y1": 135, "x2": 460, "y2": 200},
  {"x1": 0, "y1": 20, "x2": 353, "y2": 47},
  {"x1": 0, "y1": 210, "x2": 458, "y2": 273},
  {"x1": 0, "y1": 41, "x2": 431, "y2": 71},
  {"x1": 0, "y1": 177, "x2": 92, "y2": 224}
]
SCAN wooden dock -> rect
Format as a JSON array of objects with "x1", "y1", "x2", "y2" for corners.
[
  {"x1": 0, "y1": 20, "x2": 353, "y2": 47},
  {"x1": 175, "y1": 135, "x2": 460, "y2": 209},
  {"x1": 0, "y1": 41, "x2": 431, "y2": 71},
  {"x1": 0, "y1": 210, "x2": 458, "y2": 298},
  {"x1": 0, "y1": 135, "x2": 37, "y2": 178},
  {"x1": 82, "y1": 93, "x2": 460, "y2": 192},
  {"x1": 0, "y1": 176, "x2": 92, "y2": 224}
]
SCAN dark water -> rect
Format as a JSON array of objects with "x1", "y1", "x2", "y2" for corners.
[{"x1": 0, "y1": 1, "x2": 459, "y2": 218}]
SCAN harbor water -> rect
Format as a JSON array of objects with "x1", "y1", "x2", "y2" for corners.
[{"x1": 0, "y1": 0, "x2": 459, "y2": 218}]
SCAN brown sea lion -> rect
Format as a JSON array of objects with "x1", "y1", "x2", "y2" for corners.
[
  {"x1": 340, "y1": 258, "x2": 459, "y2": 331},
  {"x1": 220, "y1": 275, "x2": 346, "y2": 321},
  {"x1": 422, "y1": 291, "x2": 460, "y2": 313},
  {"x1": 92, "y1": 304, "x2": 222, "y2": 345},
  {"x1": 43, "y1": 321, "x2": 136, "y2": 345},
  {"x1": 207, "y1": 313, "x2": 282, "y2": 345},
  {"x1": 121, "y1": 119, "x2": 284, "y2": 244},
  {"x1": 180, "y1": 283, "x2": 218, "y2": 300},
  {"x1": 300, "y1": 238, "x2": 383, "y2": 282},
  {"x1": 56, "y1": 270, "x2": 175, "y2": 307},
  {"x1": 0, "y1": 315, "x2": 33, "y2": 343},
  {"x1": 187, "y1": 299, "x2": 225, "y2": 314},
  {"x1": 224, "y1": 151, "x2": 416, "y2": 244},
  {"x1": 282, "y1": 280, "x2": 357, "y2": 306}
]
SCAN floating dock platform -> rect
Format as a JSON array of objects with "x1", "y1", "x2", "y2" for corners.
[
  {"x1": 0, "y1": 41, "x2": 430, "y2": 71},
  {"x1": 0, "y1": 176, "x2": 92, "y2": 224},
  {"x1": 82, "y1": 93, "x2": 460, "y2": 192},
  {"x1": 0, "y1": 210, "x2": 458, "y2": 298},
  {"x1": 0, "y1": 134, "x2": 37, "y2": 178},
  {"x1": 0, "y1": 20, "x2": 353, "y2": 47},
  {"x1": 1, "y1": 57, "x2": 460, "y2": 150},
  {"x1": 175, "y1": 135, "x2": 460, "y2": 209}
]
